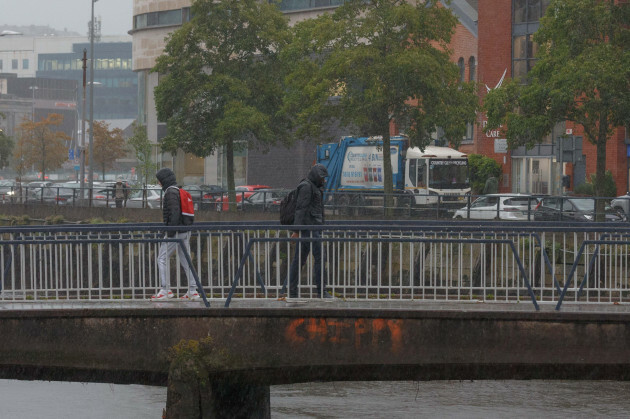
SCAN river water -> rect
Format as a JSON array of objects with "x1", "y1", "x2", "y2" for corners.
[{"x1": 1, "y1": 379, "x2": 629, "y2": 418}]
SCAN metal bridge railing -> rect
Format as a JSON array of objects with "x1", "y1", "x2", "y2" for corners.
[{"x1": 0, "y1": 222, "x2": 629, "y2": 310}]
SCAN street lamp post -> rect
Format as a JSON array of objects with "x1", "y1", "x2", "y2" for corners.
[
  {"x1": 88, "y1": 0, "x2": 98, "y2": 200},
  {"x1": 79, "y1": 49, "x2": 87, "y2": 199}
]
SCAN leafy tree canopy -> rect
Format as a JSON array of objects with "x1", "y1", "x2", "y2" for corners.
[
  {"x1": 573, "y1": 170, "x2": 618, "y2": 198},
  {"x1": 127, "y1": 122, "x2": 157, "y2": 187},
  {"x1": 0, "y1": 114, "x2": 13, "y2": 170},
  {"x1": 153, "y1": 0, "x2": 290, "y2": 204},
  {"x1": 89, "y1": 120, "x2": 127, "y2": 179},
  {"x1": 484, "y1": 0, "x2": 630, "y2": 203},
  {"x1": 16, "y1": 113, "x2": 70, "y2": 180},
  {"x1": 468, "y1": 154, "x2": 502, "y2": 195},
  {"x1": 281, "y1": 0, "x2": 477, "y2": 208},
  {"x1": 282, "y1": 0, "x2": 477, "y2": 147}
]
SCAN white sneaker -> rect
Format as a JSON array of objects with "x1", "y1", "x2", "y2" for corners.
[
  {"x1": 151, "y1": 289, "x2": 174, "y2": 301},
  {"x1": 180, "y1": 291, "x2": 201, "y2": 301}
]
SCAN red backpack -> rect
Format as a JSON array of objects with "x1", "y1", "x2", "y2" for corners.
[{"x1": 169, "y1": 186, "x2": 194, "y2": 225}]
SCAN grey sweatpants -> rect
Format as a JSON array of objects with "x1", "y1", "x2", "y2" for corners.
[{"x1": 157, "y1": 231, "x2": 195, "y2": 292}]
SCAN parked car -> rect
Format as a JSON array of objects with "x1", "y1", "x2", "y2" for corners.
[
  {"x1": 611, "y1": 192, "x2": 630, "y2": 219},
  {"x1": 92, "y1": 188, "x2": 117, "y2": 208},
  {"x1": 126, "y1": 187, "x2": 163, "y2": 209},
  {"x1": 0, "y1": 180, "x2": 18, "y2": 202},
  {"x1": 56, "y1": 181, "x2": 105, "y2": 200},
  {"x1": 453, "y1": 194, "x2": 540, "y2": 220},
  {"x1": 215, "y1": 185, "x2": 271, "y2": 211},
  {"x1": 202, "y1": 184, "x2": 225, "y2": 197},
  {"x1": 201, "y1": 185, "x2": 225, "y2": 209},
  {"x1": 25, "y1": 181, "x2": 54, "y2": 199},
  {"x1": 533, "y1": 197, "x2": 626, "y2": 222},
  {"x1": 30, "y1": 187, "x2": 78, "y2": 206},
  {"x1": 239, "y1": 190, "x2": 286, "y2": 212}
]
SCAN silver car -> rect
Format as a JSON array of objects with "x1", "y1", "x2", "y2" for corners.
[
  {"x1": 453, "y1": 194, "x2": 539, "y2": 220},
  {"x1": 611, "y1": 193, "x2": 630, "y2": 219},
  {"x1": 126, "y1": 187, "x2": 163, "y2": 209}
]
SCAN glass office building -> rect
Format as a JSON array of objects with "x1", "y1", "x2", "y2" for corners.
[{"x1": 37, "y1": 42, "x2": 136, "y2": 120}]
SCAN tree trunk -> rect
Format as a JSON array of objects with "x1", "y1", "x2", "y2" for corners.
[
  {"x1": 594, "y1": 116, "x2": 608, "y2": 222},
  {"x1": 226, "y1": 140, "x2": 236, "y2": 212},
  {"x1": 382, "y1": 133, "x2": 393, "y2": 217},
  {"x1": 41, "y1": 135, "x2": 46, "y2": 182}
]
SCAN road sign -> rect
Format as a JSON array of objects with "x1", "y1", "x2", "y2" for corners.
[{"x1": 69, "y1": 149, "x2": 74, "y2": 160}]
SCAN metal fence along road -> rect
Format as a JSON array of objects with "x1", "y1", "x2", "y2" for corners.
[
  {"x1": 4, "y1": 185, "x2": 629, "y2": 222},
  {"x1": 0, "y1": 221, "x2": 629, "y2": 311}
]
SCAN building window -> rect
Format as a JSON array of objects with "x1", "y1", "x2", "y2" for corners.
[
  {"x1": 276, "y1": 0, "x2": 345, "y2": 11},
  {"x1": 513, "y1": 0, "x2": 550, "y2": 24},
  {"x1": 468, "y1": 56, "x2": 476, "y2": 81},
  {"x1": 0, "y1": 60, "x2": 2, "y2": 70},
  {"x1": 11, "y1": 59, "x2": 17, "y2": 70},
  {"x1": 134, "y1": 14, "x2": 147, "y2": 29},
  {"x1": 458, "y1": 57, "x2": 465, "y2": 82},
  {"x1": 133, "y1": 8, "x2": 191, "y2": 30},
  {"x1": 159, "y1": 10, "x2": 181, "y2": 26},
  {"x1": 512, "y1": 34, "x2": 536, "y2": 79},
  {"x1": 512, "y1": 0, "x2": 549, "y2": 81},
  {"x1": 462, "y1": 122, "x2": 474, "y2": 144},
  {"x1": 22, "y1": 59, "x2": 29, "y2": 70}
]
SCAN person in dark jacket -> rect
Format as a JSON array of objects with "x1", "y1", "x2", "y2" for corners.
[
  {"x1": 287, "y1": 163, "x2": 332, "y2": 298},
  {"x1": 114, "y1": 177, "x2": 129, "y2": 208},
  {"x1": 151, "y1": 168, "x2": 199, "y2": 301}
]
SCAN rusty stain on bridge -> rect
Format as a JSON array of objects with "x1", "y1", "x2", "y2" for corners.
[{"x1": 285, "y1": 318, "x2": 403, "y2": 353}]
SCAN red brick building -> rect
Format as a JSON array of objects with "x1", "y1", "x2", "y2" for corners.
[{"x1": 462, "y1": 0, "x2": 629, "y2": 196}]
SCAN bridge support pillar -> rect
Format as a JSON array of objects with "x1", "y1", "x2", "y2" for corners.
[{"x1": 166, "y1": 374, "x2": 270, "y2": 418}]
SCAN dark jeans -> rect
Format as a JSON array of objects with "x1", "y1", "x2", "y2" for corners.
[
  {"x1": 288, "y1": 230, "x2": 326, "y2": 296},
  {"x1": 115, "y1": 199, "x2": 123, "y2": 208}
]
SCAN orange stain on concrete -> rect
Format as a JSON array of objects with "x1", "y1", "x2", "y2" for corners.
[{"x1": 285, "y1": 317, "x2": 403, "y2": 353}]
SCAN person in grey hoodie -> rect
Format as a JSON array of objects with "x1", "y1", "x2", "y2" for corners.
[
  {"x1": 287, "y1": 163, "x2": 332, "y2": 298},
  {"x1": 151, "y1": 168, "x2": 199, "y2": 301}
]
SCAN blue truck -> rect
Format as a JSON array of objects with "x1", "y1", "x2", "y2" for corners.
[{"x1": 316, "y1": 136, "x2": 470, "y2": 210}]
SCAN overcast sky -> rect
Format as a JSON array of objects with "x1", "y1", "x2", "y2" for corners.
[{"x1": 1, "y1": 0, "x2": 133, "y2": 36}]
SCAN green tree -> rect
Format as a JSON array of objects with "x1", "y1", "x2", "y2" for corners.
[
  {"x1": 153, "y1": 0, "x2": 290, "y2": 211},
  {"x1": 127, "y1": 122, "x2": 157, "y2": 188},
  {"x1": 573, "y1": 170, "x2": 618, "y2": 198},
  {"x1": 281, "y1": 0, "x2": 477, "y2": 211},
  {"x1": 0, "y1": 113, "x2": 14, "y2": 169},
  {"x1": 468, "y1": 154, "x2": 502, "y2": 195},
  {"x1": 89, "y1": 120, "x2": 127, "y2": 179},
  {"x1": 484, "y1": 0, "x2": 630, "y2": 218},
  {"x1": 16, "y1": 114, "x2": 70, "y2": 180}
]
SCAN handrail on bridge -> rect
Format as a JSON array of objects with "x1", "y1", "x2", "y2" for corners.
[
  {"x1": 227, "y1": 235, "x2": 541, "y2": 310},
  {"x1": 0, "y1": 221, "x2": 628, "y2": 311}
]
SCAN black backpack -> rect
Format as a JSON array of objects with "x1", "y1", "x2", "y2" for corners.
[{"x1": 279, "y1": 180, "x2": 308, "y2": 225}]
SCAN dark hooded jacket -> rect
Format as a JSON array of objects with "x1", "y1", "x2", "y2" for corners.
[
  {"x1": 293, "y1": 164, "x2": 328, "y2": 226},
  {"x1": 156, "y1": 168, "x2": 183, "y2": 233}
]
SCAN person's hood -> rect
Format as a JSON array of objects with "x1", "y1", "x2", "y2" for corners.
[
  {"x1": 156, "y1": 168, "x2": 177, "y2": 190},
  {"x1": 308, "y1": 164, "x2": 328, "y2": 187}
]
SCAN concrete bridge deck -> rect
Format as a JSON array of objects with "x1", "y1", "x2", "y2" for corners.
[
  {"x1": 3, "y1": 299, "x2": 630, "y2": 312},
  {"x1": 2, "y1": 299, "x2": 630, "y2": 417}
]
